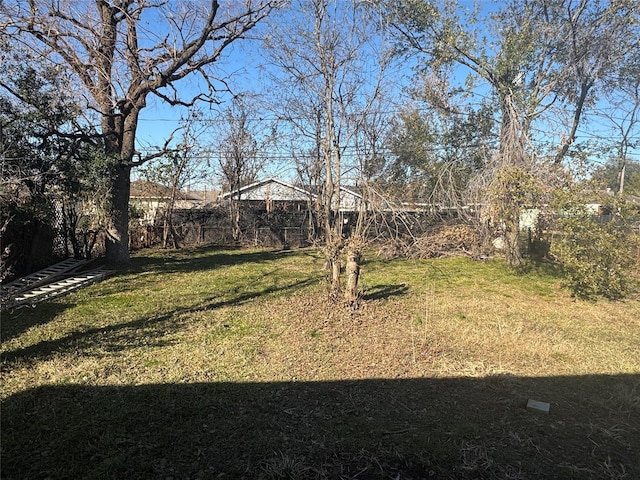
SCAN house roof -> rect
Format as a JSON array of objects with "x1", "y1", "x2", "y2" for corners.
[
  {"x1": 130, "y1": 180, "x2": 203, "y2": 201},
  {"x1": 219, "y1": 177, "x2": 363, "y2": 202},
  {"x1": 219, "y1": 177, "x2": 317, "y2": 201},
  {"x1": 187, "y1": 189, "x2": 220, "y2": 203}
]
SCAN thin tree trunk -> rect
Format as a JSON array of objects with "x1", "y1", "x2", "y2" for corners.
[
  {"x1": 331, "y1": 255, "x2": 341, "y2": 298},
  {"x1": 163, "y1": 181, "x2": 180, "y2": 249},
  {"x1": 324, "y1": 229, "x2": 342, "y2": 299},
  {"x1": 619, "y1": 161, "x2": 626, "y2": 194},
  {"x1": 162, "y1": 207, "x2": 179, "y2": 249},
  {"x1": 232, "y1": 203, "x2": 241, "y2": 242},
  {"x1": 554, "y1": 79, "x2": 593, "y2": 164},
  {"x1": 344, "y1": 246, "x2": 361, "y2": 304},
  {"x1": 503, "y1": 213, "x2": 522, "y2": 267}
]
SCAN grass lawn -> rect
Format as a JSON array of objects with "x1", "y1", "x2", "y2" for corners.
[{"x1": 2, "y1": 247, "x2": 639, "y2": 479}]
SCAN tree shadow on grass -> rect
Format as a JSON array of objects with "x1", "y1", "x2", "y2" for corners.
[
  {"x1": 125, "y1": 247, "x2": 306, "y2": 276},
  {"x1": 94, "y1": 247, "x2": 320, "y2": 299},
  {"x1": 0, "y1": 301, "x2": 71, "y2": 343},
  {"x1": 515, "y1": 258, "x2": 565, "y2": 279},
  {"x1": 361, "y1": 283, "x2": 410, "y2": 301},
  {"x1": 1, "y1": 277, "x2": 317, "y2": 366},
  {"x1": 2, "y1": 374, "x2": 638, "y2": 479},
  {"x1": 1, "y1": 248, "x2": 308, "y2": 343}
]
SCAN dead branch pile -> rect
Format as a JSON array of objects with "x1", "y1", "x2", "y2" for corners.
[{"x1": 378, "y1": 221, "x2": 493, "y2": 259}]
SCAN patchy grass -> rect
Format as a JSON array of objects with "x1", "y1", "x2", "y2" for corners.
[{"x1": 2, "y1": 247, "x2": 639, "y2": 479}]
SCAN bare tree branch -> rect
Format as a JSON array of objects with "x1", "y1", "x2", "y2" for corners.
[{"x1": 2, "y1": 0, "x2": 283, "y2": 264}]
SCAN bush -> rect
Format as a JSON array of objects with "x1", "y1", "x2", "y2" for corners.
[{"x1": 552, "y1": 200, "x2": 639, "y2": 300}]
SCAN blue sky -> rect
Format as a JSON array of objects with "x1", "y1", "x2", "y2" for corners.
[{"x1": 132, "y1": 0, "x2": 639, "y2": 190}]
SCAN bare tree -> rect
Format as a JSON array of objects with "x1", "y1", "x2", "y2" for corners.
[
  {"x1": 596, "y1": 56, "x2": 640, "y2": 195},
  {"x1": 263, "y1": 0, "x2": 391, "y2": 301},
  {"x1": 139, "y1": 110, "x2": 208, "y2": 249},
  {"x1": 214, "y1": 96, "x2": 266, "y2": 242},
  {"x1": 3, "y1": 0, "x2": 282, "y2": 264}
]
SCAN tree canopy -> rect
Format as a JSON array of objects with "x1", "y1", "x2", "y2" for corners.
[{"x1": 2, "y1": 0, "x2": 283, "y2": 264}]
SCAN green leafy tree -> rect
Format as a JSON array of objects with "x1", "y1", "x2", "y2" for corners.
[
  {"x1": 383, "y1": 0, "x2": 639, "y2": 266},
  {"x1": 592, "y1": 159, "x2": 640, "y2": 197},
  {"x1": 386, "y1": 100, "x2": 494, "y2": 210},
  {"x1": 0, "y1": 39, "x2": 101, "y2": 277},
  {"x1": 386, "y1": 107, "x2": 438, "y2": 202}
]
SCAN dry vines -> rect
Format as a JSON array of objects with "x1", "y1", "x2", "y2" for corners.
[{"x1": 379, "y1": 221, "x2": 494, "y2": 260}]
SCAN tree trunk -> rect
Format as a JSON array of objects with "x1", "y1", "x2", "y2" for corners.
[
  {"x1": 495, "y1": 93, "x2": 526, "y2": 267},
  {"x1": 228, "y1": 201, "x2": 241, "y2": 243},
  {"x1": 102, "y1": 98, "x2": 138, "y2": 265},
  {"x1": 619, "y1": 161, "x2": 626, "y2": 194},
  {"x1": 331, "y1": 256, "x2": 341, "y2": 299},
  {"x1": 104, "y1": 164, "x2": 131, "y2": 265},
  {"x1": 554, "y1": 79, "x2": 593, "y2": 164},
  {"x1": 162, "y1": 209, "x2": 179, "y2": 249},
  {"x1": 344, "y1": 247, "x2": 361, "y2": 304},
  {"x1": 163, "y1": 183, "x2": 180, "y2": 249},
  {"x1": 503, "y1": 212, "x2": 522, "y2": 267},
  {"x1": 324, "y1": 237, "x2": 342, "y2": 300}
]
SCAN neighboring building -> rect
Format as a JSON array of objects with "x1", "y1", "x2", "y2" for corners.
[
  {"x1": 520, "y1": 208, "x2": 543, "y2": 231},
  {"x1": 219, "y1": 178, "x2": 314, "y2": 212},
  {"x1": 520, "y1": 189, "x2": 640, "y2": 231},
  {"x1": 218, "y1": 177, "x2": 364, "y2": 213},
  {"x1": 187, "y1": 188, "x2": 220, "y2": 207},
  {"x1": 130, "y1": 180, "x2": 213, "y2": 224},
  {"x1": 336, "y1": 186, "x2": 362, "y2": 212},
  {"x1": 585, "y1": 189, "x2": 640, "y2": 216}
]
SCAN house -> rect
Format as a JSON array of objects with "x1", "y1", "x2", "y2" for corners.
[
  {"x1": 219, "y1": 178, "x2": 313, "y2": 212},
  {"x1": 218, "y1": 177, "x2": 364, "y2": 213},
  {"x1": 584, "y1": 189, "x2": 640, "y2": 218},
  {"x1": 130, "y1": 180, "x2": 211, "y2": 224},
  {"x1": 520, "y1": 189, "x2": 640, "y2": 232},
  {"x1": 336, "y1": 185, "x2": 362, "y2": 212}
]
